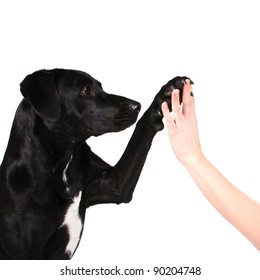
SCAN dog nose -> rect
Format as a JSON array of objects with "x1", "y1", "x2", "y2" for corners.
[{"x1": 129, "y1": 102, "x2": 141, "y2": 113}]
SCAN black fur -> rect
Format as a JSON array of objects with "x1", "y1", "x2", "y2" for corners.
[{"x1": 0, "y1": 69, "x2": 191, "y2": 259}]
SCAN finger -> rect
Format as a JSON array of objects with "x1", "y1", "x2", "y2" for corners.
[
  {"x1": 186, "y1": 81, "x2": 196, "y2": 118},
  {"x1": 190, "y1": 90, "x2": 196, "y2": 115},
  {"x1": 182, "y1": 79, "x2": 193, "y2": 116},
  {"x1": 161, "y1": 101, "x2": 173, "y2": 124},
  {"x1": 171, "y1": 89, "x2": 182, "y2": 124},
  {"x1": 182, "y1": 79, "x2": 192, "y2": 105},
  {"x1": 161, "y1": 101, "x2": 177, "y2": 138}
]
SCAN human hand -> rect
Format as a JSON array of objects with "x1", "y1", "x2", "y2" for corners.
[{"x1": 161, "y1": 80, "x2": 204, "y2": 166}]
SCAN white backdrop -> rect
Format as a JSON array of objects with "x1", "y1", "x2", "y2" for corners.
[{"x1": 1, "y1": 0, "x2": 260, "y2": 278}]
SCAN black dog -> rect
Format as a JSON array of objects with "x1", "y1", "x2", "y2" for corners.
[{"x1": 0, "y1": 69, "x2": 191, "y2": 259}]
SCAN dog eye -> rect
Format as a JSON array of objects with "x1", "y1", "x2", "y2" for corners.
[{"x1": 81, "y1": 85, "x2": 94, "y2": 96}]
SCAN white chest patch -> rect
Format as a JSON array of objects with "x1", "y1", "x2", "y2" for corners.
[
  {"x1": 62, "y1": 155, "x2": 73, "y2": 191},
  {"x1": 62, "y1": 191, "x2": 83, "y2": 257}
]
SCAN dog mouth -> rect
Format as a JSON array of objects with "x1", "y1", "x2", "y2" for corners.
[
  {"x1": 114, "y1": 112, "x2": 139, "y2": 129},
  {"x1": 113, "y1": 101, "x2": 141, "y2": 130}
]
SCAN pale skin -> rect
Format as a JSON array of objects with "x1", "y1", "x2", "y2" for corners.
[{"x1": 161, "y1": 80, "x2": 260, "y2": 250}]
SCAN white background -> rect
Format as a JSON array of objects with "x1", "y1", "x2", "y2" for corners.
[{"x1": 1, "y1": 0, "x2": 260, "y2": 278}]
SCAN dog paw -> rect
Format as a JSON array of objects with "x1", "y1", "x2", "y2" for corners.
[{"x1": 148, "y1": 76, "x2": 193, "y2": 131}]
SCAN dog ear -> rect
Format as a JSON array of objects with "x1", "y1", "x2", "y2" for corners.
[{"x1": 20, "y1": 70, "x2": 60, "y2": 122}]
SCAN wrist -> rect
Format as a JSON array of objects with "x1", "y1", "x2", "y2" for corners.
[{"x1": 180, "y1": 152, "x2": 207, "y2": 169}]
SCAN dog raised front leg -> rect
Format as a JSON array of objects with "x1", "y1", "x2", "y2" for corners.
[{"x1": 87, "y1": 76, "x2": 193, "y2": 206}]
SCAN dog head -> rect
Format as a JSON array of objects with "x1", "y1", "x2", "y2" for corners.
[{"x1": 20, "y1": 69, "x2": 141, "y2": 140}]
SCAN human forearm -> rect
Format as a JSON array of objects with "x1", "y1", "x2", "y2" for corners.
[{"x1": 184, "y1": 155, "x2": 260, "y2": 250}]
